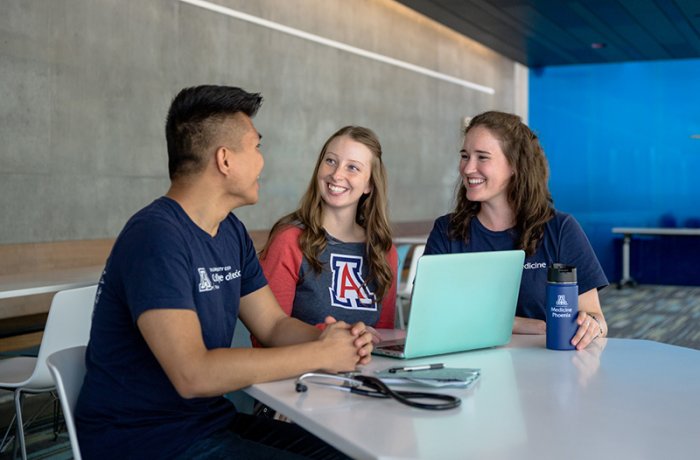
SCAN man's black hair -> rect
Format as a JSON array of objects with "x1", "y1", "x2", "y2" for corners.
[{"x1": 165, "y1": 85, "x2": 263, "y2": 180}]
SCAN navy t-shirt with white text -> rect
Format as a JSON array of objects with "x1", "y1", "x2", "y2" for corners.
[
  {"x1": 75, "y1": 197, "x2": 267, "y2": 460},
  {"x1": 425, "y1": 211, "x2": 608, "y2": 320}
]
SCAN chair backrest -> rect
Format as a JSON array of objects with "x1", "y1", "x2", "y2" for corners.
[
  {"x1": 30, "y1": 285, "x2": 97, "y2": 389},
  {"x1": 398, "y1": 244, "x2": 425, "y2": 297},
  {"x1": 46, "y1": 346, "x2": 86, "y2": 460},
  {"x1": 395, "y1": 244, "x2": 411, "y2": 281},
  {"x1": 232, "y1": 321, "x2": 252, "y2": 348}
]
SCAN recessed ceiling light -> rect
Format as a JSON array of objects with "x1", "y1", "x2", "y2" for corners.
[{"x1": 591, "y1": 42, "x2": 607, "y2": 49}]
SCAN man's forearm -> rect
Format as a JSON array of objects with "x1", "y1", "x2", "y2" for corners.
[{"x1": 261, "y1": 315, "x2": 321, "y2": 347}]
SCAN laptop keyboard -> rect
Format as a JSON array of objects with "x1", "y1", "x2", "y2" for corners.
[{"x1": 380, "y1": 344, "x2": 405, "y2": 352}]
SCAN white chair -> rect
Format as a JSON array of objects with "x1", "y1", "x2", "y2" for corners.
[
  {"x1": 0, "y1": 285, "x2": 97, "y2": 460},
  {"x1": 395, "y1": 244, "x2": 425, "y2": 329},
  {"x1": 46, "y1": 346, "x2": 86, "y2": 460}
]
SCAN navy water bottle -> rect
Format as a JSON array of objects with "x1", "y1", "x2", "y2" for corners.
[{"x1": 546, "y1": 264, "x2": 578, "y2": 350}]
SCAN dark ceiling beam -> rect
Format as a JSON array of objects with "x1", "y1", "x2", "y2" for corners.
[{"x1": 394, "y1": 0, "x2": 700, "y2": 66}]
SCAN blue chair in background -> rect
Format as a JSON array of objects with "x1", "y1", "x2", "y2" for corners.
[
  {"x1": 396, "y1": 244, "x2": 411, "y2": 281},
  {"x1": 394, "y1": 244, "x2": 411, "y2": 329},
  {"x1": 395, "y1": 244, "x2": 425, "y2": 329},
  {"x1": 225, "y1": 323, "x2": 255, "y2": 414},
  {"x1": 684, "y1": 217, "x2": 700, "y2": 228},
  {"x1": 659, "y1": 213, "x2": 677, "y2": 228}
]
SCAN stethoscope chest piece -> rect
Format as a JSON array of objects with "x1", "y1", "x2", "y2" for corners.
[{"x1": 295, "y1": 381, "x2": 309, "y2": 393}]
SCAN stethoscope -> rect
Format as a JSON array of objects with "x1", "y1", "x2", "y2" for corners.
[{"x1": 294, "y1": 372, "x2": 461, "y2": 410}]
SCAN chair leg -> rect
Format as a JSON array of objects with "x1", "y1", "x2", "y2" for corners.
[
  {"x1": 0, "y1": 413, "x2": 17, "y2": 453},
  {"x1": 14, "y1": 390, "x2": 28, "y2": 460},
  {"x1": 396, "y1": 298, "x2": 405, "y2": 330},
  {"x1": 53, "y1": 393, "x2": 60, "y2": 441}
]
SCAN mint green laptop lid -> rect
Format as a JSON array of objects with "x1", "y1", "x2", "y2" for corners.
[{"x1": 389, "y1": 250, "x2": 524, "y2": 359}]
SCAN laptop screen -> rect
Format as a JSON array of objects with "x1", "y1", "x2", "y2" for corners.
[{"x1": 375, "y1": 250, "x2": 524, "y2": 359}]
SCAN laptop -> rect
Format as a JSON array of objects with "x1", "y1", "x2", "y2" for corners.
[{"x1": 373, "y1": 250, "x2": 525, "y2": 359}]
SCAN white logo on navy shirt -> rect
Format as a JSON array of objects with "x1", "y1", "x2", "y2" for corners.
[
  {"x1": 524, "y1": 262, "x2": 547, "y2": 270},
  {"x1": 198, "y1": 266, "x2": 241, "y2": 292},
  {"x1": 328, "y1": 254, "x2": 377, "y2": 311},
  {"x1": 197, "y1": 268, "x2": 215, "y2": 292}
]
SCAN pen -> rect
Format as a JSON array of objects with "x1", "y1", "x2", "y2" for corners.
[{"x1": 387, "y1": 363, "x2": 444, "y2": 373}]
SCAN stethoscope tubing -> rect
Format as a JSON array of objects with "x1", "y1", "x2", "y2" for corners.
[{"x1": 295, "y1": 372, "x2": 461, "y2": 410}]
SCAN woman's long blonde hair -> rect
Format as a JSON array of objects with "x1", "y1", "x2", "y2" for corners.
[
  {"x1": 262, "y1": 126, "x2": 394, "y2": 300},
  {"x1": 449, "y1": 111, "x2": 554, "y2": 255}
]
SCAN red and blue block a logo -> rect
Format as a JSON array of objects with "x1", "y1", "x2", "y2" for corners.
[{"x1": 328, "y1": 254, "x2": 377, "y2": 311}]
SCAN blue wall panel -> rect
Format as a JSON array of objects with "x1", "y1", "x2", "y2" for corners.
[{"x1": 529, "y1": 59, "x2": 700, "y2": 284}]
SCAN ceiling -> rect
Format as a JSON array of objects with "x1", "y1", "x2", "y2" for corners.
[{"x1": 395, "y1": 0, "x2": 700, "y2": 67}]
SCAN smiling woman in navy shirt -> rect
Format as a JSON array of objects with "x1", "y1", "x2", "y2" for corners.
[{"x1": 425, "y1": 111, "x2": 608, "y2": 350}]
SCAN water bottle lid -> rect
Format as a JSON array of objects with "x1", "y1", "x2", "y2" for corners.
[{"x1": 548, "y1": 263, "x2": 577, "y2": 283}]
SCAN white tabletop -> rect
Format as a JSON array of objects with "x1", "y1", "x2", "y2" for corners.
[
  {"x1": 612, "y1": 227, "x2": 700, "y2": 236},
  {"x1": 245, "y1": 334, "x2": 700, "y2": 459},
  {"x1": 393, "y1": 235, "x2": 428, "y2": 245},
  {"x1": 0, "y1": 265, "x2": 103, "y2": 300}
]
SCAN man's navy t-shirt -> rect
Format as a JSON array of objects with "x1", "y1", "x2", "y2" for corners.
[
  {"x1": 75, "y1": 197, "x2": 267, "y2": 459},
  {"x1": 425, "y1": 211, "x2": 608, "y2": 320}
]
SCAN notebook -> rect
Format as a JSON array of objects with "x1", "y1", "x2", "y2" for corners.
[
  {"x1": 375, "y1": 366, "x2": 481, "y2": 388},
  {"x1": 373, "y1": 250, "x2": 525, "y2": 359}
]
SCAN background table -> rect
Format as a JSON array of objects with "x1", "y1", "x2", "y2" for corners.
[
  {"x1": 612, "y1": 227, "x2": 700, "y2": 287},
  {"x1": 393, "y1": 235, "x2": 428, "y2": 245},
  {"x1": 245, "y1": 334, "x2": 700, "y2": 459},
  {"x1": 0, "y1": 266, "x2": 102, "y2": 319},
  {"x1": 0, "y1": 266, "x2": 103, "y2": 301}
]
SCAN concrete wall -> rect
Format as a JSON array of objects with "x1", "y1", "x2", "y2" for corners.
[{"x1": 0, "y1": 0, "x2": 525, "y2": 244}]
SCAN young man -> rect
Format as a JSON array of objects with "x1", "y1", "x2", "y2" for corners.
[{"x1": 75, "y1": 85, "x2": 373, "y2": 459}]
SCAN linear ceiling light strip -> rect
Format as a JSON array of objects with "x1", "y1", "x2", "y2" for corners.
[{"x1": 179, "y1": 0, "x2": 495, "y2": 95}]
